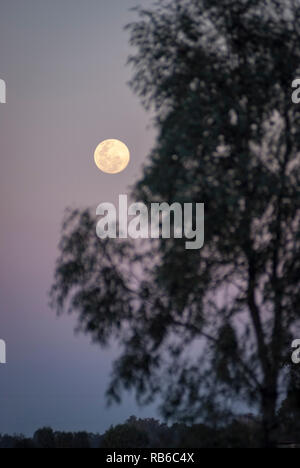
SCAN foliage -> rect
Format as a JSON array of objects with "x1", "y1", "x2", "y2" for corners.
[
  {"x1": 34, "y1": 427, "x2": 55, "y2": 448},
  {"x1": 0, "y1": 416, "x2": 265, "y2": 448},
  {"x1": 278, "y1": 364, "x2": 300, "y2": 441},
  {"x1": 100, "y1": 421, "x2": 149, "y2": 448},
  {"x1": 51, "y1": 0, "x2": 300, "y2": 447}
]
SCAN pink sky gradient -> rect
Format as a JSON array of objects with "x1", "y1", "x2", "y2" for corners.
[{"x1": 0, "y1": 0, "x2": 157, "y2": 435}]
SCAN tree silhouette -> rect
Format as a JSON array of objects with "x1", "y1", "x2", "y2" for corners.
[
  {"x1": 34, "y1": 427, "x2": 55, "y2": 449},
  {"x1": 51, "y1": 0, "x2": 300, "y2": 447},
  {"x1": 100, "y1": 419, "x2": 149, "y2": 448},
  {"x1": 278, "y1": 364, "x2": 300, "y2": 441}
]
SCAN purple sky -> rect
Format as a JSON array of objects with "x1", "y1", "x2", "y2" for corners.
[{"x1": 0, "y1": 0, "x2": 157, "y2": 435}]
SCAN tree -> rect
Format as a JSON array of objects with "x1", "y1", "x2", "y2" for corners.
[
  {"x1": 72, "y1": 431, "x2": 90, "y2": 448},
  {"x1": 124, "y1": 416, "x2": 174, "y2": 448},
  {"x1": 278, "y1": 364, "x2": 300, "y2": 441},
  {"x1": 0, "y1": 435, "x2": 15, "y2": 449},
  {"x1": 51, "y1": 0, "x2": 300, "y2": 447},
  {"x1": 13, "y1": 436, "x2": 36, "y2": 448},
  {"x1": 54, "y1": 431, "x2": 74, "y2": 449},
  {"x1": 34, "y1": 427, "x2": 55, "y2": 449},
  {"x1": 100, "y1": 420, "x2": 149, "y2": 448}
]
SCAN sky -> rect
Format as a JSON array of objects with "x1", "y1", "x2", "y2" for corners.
[{"x1": 0, "y1": 0, "x2": 157, "y2": 435}]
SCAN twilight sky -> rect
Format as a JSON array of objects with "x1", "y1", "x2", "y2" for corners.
[{"x1": 0, "y1": 0, "x2": 157, "y2": 435}]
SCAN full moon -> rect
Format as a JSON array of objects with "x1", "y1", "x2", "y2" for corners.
[{"x1": 94, "y1": 139, "x2": 130, "y2": 174}]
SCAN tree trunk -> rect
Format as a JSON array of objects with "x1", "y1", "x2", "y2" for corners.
[{"x1": 261, "y1": 387, "x2": 278, "y2": 448}]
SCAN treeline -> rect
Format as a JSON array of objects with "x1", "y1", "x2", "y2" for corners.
[
  {"x1": 0, "y1": 416, "x2": 260, "y2": 448},
  {"x1": 1, "y1": 403, "x2": 299, "y2": 448},
  {"x1": 0, "y1": 429, "x2": 100, "y2": 448},
  {"x1": 0, "y1": 415, "x2": 283, "y2": 448}
]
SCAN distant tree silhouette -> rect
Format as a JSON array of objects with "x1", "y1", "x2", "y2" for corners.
[
  {"x1": 0, "y1": 435, "x2": 16, "y2": 448},
  {"x1": 100, "y1": 419, "x2": 149, "y2": 448},
  {"x1": 13, "y1": 436, "x2": 36, "y2": 448},
  {"x1": 125, "y1": 416, "x2": 174, "y2": 448},
  {"x1": 51, "y1": 0, "x2": 300, "y2": 447},
  {"x1": 54, "y1": 431, "x2": 74, "y2": 449},
  {"x1": 72, "y1": 431, "x2": 90, "y2": 448},
  {"x1": 0, "y1": 417, "x2": 265, "y2": 448},
  {"x1": 34, "y1": 427, "x2": 55, "y2": 449}
]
